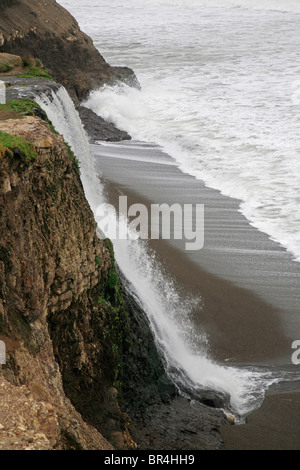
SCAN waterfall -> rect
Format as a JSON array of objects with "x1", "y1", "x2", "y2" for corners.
[
  {"x1": 34, "y1": 86, "x2": 103, "y2": 214},
  {"x1": 31, "y1": 83, "x2": 286, "y2": 417}
]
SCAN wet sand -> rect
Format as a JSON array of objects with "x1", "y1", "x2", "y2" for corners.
[
  {"x1": 105, "y1": 181, "x2": 291, "y2": 364},
  {"x1": 93, "y1": 141, "x2": 300, "y2": 352},
  {"x1": 92, "y1": 140, "x2": 300, "y2": 449},
  {"x1": 221, "y1": 390, "x2": 300, "y2": 450}
]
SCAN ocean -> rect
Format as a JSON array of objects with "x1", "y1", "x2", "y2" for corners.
[{"x1": 61, "y1": 0, "x2": 300, "y2": 262}]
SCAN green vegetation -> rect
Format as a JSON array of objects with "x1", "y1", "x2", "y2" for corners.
[
  {"x1": 97, "y1": 295, "x2": 109, "y2": 309},
  {"x1": 103, "y1": 238, "x2": 122, "y2": 305},
  {"x1": 107, "y1": 271, "x2": 118, "y2": 290},
  {"x1": 64, "y1": 141, "x2": 81, "y2": 175},
  {"x1": 0, "y1": 98, "x2": 81, "y2": 174},
  {"x1": 19, "y1": 67, "x2": 53, "y2": 80},
  {"x1": 0, "y1": 62, "x2": 13, "y2": 74},
  {"x1": 0, "y1": 130, "x2": 37, "y2": 162},
  {"x1": 95, "y1": 238, "x2": 130, "y2": 382},
  {"x1": 19, "y1": 58, "x2": 54, "y2": 81},
  {"x1": 104, "y1": 238, "x2": 115, "y2": 260},
  {"x1": 0, "y1": 98, "x2": 41, "y2": 116},
  {"x1": 0, "y1": 99, "x2": 41, "y2": 162}
]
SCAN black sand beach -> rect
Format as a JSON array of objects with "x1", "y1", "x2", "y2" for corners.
[{"x1": 92, "y1": 140, "x2": 300, "y2": 449}]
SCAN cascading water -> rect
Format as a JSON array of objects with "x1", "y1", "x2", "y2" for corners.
[
  {"x1": 34, "y1": 87, "x2": 103, "y2": 214},
  {"x1": 32, "y1": 84, "x2": 294, "y2": 417}
]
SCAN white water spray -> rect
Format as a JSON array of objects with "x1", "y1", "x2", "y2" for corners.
[{"x1": 34, "y1": 87, "x2": 103, "y2": 213}]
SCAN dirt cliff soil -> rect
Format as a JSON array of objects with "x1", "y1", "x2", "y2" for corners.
[{"x1": 0, "y1": 0, "x2": 138, "y2": 102}]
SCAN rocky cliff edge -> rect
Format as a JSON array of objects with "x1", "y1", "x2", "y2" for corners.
[{"x1": 0, "y1": 114, "x2": 135, "y2": 449}]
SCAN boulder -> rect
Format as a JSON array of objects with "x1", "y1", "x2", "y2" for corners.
[
  {"x1": 78, "y1": 106, "x2": 131, "y2": 143},
  {"x1": 0, "y1": 52, "x2": 22, "y2": 72}
]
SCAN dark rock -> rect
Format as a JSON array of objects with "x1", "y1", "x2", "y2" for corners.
[
  {"x1": 5, "y1": 77, "x2": 60, "y2": 101},
  {"x1": 77, "y1": 106, "x2": 131, "y2": 143},
  {"x1": 177, "y1": 384, "x2": 231, "y2": 410},
  {"x1": 109, "y1": 66, "x2": 141, "y2": 90},
  {"x1": 133, "y1": 397, "x2": 227, "y2": 450},
  {"x1": 32, "y1": 107, "x2": 49, "y2": 123}
]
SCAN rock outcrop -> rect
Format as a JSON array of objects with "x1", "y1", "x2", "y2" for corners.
[
  {"x1": 0, "y1": 375, "x2": 113, "y2": 450},
  {"x1": 0, "y1": 52, "x2": 22, "y2": 74},
  {"x1": 0, "y1": 0, "x2": 139, "y2": 102},
  {"x1": 78, "y1": 106, "x2": 131, "y2": 143}
]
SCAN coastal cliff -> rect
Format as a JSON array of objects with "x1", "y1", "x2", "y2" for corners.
[
  {"x1": 0, "y1": 96, "x2": 227, "y2": 450},
  {"x1": 0, "y1": 112, "x2": 136, "y2": 449},
  {"x1": 0, "y1": 0, "x2": 138, "y2": 102},
  {"x1": 0, "y1": 0, "x2": 229, "y2": 451}
]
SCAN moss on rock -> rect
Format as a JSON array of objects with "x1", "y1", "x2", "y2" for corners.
[
  {"x1": 19, "y1": 58, "x2": 54, "y2": 81},
  {"x1": 0, "y1": 98, "x2": 81, "y2": 174},
  {"x1": 0, "y1": 130, "x2": 37, "y2": 162}
]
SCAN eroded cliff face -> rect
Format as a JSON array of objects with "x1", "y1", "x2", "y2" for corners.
[
  {"x1": 0, "y1": 0, "x2": 138, "y2": 102},
  {"x1": 0, "y1": 115, "x2": 134, "y2": 449}
]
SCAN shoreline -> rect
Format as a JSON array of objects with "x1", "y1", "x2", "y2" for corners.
[
  {"x1": 221, "y1": 389, "x2": 300, "y2": 450},
  {"x1": 93, "y1": 140, "x2": 300, "y2": 362},
  {"x1": 1, "y1": 0, "x2": 300, "y2": 450},
  {"x1": 92, "y1": 139, "x2": 300, "y2": 449},
  {"x1": 104, "y1": 179, "x2": 291, "y2": 365}
]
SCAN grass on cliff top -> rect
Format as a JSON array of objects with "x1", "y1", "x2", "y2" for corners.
[
  {"x1": 0, "y1": 98, "x2": 80, "y2": 173},
  {"x1": 0, "y1": 130, "x2": 37, "y2": 161},
  {"x1": 18, "y1": 58, "x2": 54, "y2": 81},
  {"x1": 0, "y1": 98, "x2": 42, "y2": 118},
  {"x1": 0, "y1": 62, "x2": 13, "y2": 74}
]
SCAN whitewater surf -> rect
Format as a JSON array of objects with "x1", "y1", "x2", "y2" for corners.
[{"x1": 63, "y1": 0, "x2": 300, "y2": 263}]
